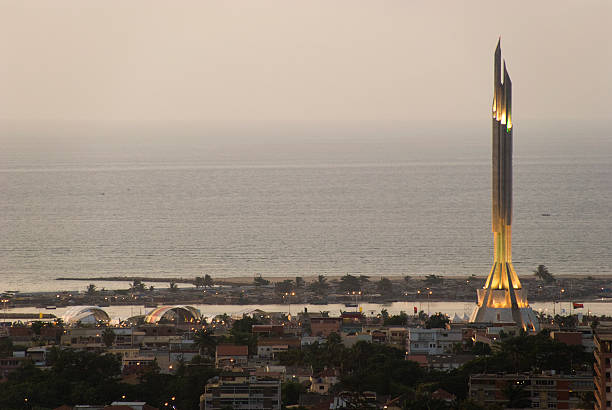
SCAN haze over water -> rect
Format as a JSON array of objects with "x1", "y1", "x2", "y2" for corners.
[{"x1": 1, "y1": 124, "x2": 610, "y2": 293}]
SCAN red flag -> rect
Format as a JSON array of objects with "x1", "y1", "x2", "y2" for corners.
[
  {"x1": 573, "y1": 302, "x2": 584, "y2": 309},
  {"x1": 414, "y1": 306, "x2": 418, "y2": 314}
]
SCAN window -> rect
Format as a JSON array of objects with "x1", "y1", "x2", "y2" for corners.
[{"x1": 532, "y1": 402, "x2": 539, "y2": 408}]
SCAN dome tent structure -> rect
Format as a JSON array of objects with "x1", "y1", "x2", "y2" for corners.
[
  {"x1": 144, "y1": 305, "x2": 201, "y2": 324},
  {"x1": 62, "y1": 306, "x2": 111, "y2": 325}
]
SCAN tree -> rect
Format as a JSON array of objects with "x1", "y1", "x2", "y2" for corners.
[
  {"x1": 339, "y1": 274, "x2": 361, "y2": 292},
  {"x1": 253, "y1": 276, "x2": 270, "y2": 286},
  {"x1": 193, "y1": 329, "x2": 217, "y2": 357},
  {"x1": 384, "y1": 312, "x2": 409, "y2": 326},
  {"x1": 194, "y1": 277, "x2": 205, "y2": 288},
  {"x1": 533, "y1": 264, "x2": 555, "y2": 283},
  {"x1": 169, "y1": 282, "x2": 178, "y2": 292},
  {"x1": 282, "y1": 381, "x2": 306, "y2": 406},
  {"x1": 295, "y1": 277, "x2": 305, "y2": 288},
  {"x1": 377, "y1": 277, "x2": 393, "y2": 294},
  {"x1": 471, "y1": 341, "x2": 491, "y2": 355},
  {"x1": 425, "y1": 313, "x2": 450, "y2": 329},
  {"x1": 502, "y1": 382, "x2": 530, "y2": 408},
  {"x1": 358, "y1": 275, "x2": 370, "y2": 285},
  {"x1": 275, "y1": 279, "x2": 294, "y2": 294},
  {"x1": 309, "y1": 275, "x2": 329, "y2": 293},
  {"x1": 86, "y1": 284, "x2": 97, "y2": 296},
  {"x1": 0, "y1": 338, "x2": 13, "y2": 356},
  {"x1": 131, "y1": 280, "x2": 146, "y2": 292},
  {"x1": 102, "y1": 328, "x2": 116, "y2": 347},
  {"x1": 203, "y1": 274, "x2": 214, "y2": 288},
  {"x1": 424, "y1": 274, "x2": 444, "y2": 286}
]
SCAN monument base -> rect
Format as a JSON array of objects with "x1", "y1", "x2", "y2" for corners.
[{"x1": 470, "y1": 304, "x2": 540, "y2": 332}]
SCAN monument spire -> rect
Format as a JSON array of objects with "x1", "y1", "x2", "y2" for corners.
[{"x1": 470, "y1": 40, "x2": 539, "y2": 331}]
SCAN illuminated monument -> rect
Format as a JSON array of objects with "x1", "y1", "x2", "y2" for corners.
[{"x1": 470, "y1": 40, "x2": 539, "y2": 331}]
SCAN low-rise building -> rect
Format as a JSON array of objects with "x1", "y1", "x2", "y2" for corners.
[
  {"x1": 341, "y1": 333, "x2": 372, "y2": 347},
  {"x1": 216, "y1": 344, "x2": 248, "y2": 368},
  {"x1": 407, "y1": 328, "x2": 462, "y2": 355},
  {"x1": 200, "y1": 370, "x2": 281, "y2": 410},
  {"x1": 252, "y1": 325, "x2": 285, "y2": 337},
  {"x1": 310, "y1": 368, "x2": 340, "y2": 395},
  {"x1": 0, "y1": 355, "x2": 28, "y2": 378},
  {"x1": 470, "y1": 371, "x2": 594, "y2": 409},
  {"x1": 60, "y1": 328, "x2": 105, "y2": 350},
  {"x1": 256, "y1": 338, "x2": 300, "y2": 359},
  {"x1": 310, "y1": 317, "x2": 342, "y2": 338}
]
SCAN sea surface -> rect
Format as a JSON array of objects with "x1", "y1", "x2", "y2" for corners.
[{"x1": 0, "y1": 130, "x2": 610, "y2": 293}]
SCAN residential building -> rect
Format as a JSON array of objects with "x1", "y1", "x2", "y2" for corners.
[
  {"x1": 310, "y1": 317, "x2": 341, "y2": 338},
  {"x1": 200, "y1": 370, "x2": 281, "y2": 410},
  {"x1": 310, "y1": 368, "x2": 340, "y2": 394},
  {"x1": 388, "y1": 327, "x2": 408, "y2": 347},
  {"x1": 594, "y1": 330, "x2": 612, "y2": 410},
  {"x1": 340, "y1": 312, "x2": 365, "y2": 334},
  {"x1": 0, "y1": 356, "x2": 28, "y2": 378},
  {"x1": 256, "y1": 338, "x2": 300, "y2": 359},
  {"x1": 470, "y1": 372, "x2": 594, "y2": 409},
  {"x1": 407, "y1": 328, "x2": 462, "y2": 355},
  {"x1": 252, "y1": 325, "x2": 285, "y2": 337},
  {"x1": 60, "y1": 328, "x2": 105, "y2": 350},
  {"x1": 216, "y1": 344, "x2": 248, "y2": 368},
  {"x1": 341, "y1": 333, "x2": 372, "y2": 347}
]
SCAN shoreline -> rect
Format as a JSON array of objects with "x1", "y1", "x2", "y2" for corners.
[{"x1": 0, "y1": 274, "x2": 606, "y2": 311}]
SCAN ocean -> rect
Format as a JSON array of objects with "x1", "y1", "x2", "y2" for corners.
[{"x1": 1, "y1": 128, "x2": 610, "y2": 292}]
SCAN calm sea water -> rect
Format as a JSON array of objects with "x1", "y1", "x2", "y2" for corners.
[{"x1": 0, "y1": 131, "x2": 610, "y2": 292}]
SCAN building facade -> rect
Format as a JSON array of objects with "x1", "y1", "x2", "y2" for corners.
[
  {"x1": 594, "y1": 330, "x2": 612, "y2": 410},
  {"x1": 406, "y1": 328, "x2": 462, "y2": 355},
  {"x1": 201, "y1": 371, "x2": 281, "y2": 410},
  {"x1": 470, "y1": 372, "x2": 593, "y2": 409}
]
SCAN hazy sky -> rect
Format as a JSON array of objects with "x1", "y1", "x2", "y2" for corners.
[{"x1": 1, "y1": 1, "x2": 610, "y2": 133}]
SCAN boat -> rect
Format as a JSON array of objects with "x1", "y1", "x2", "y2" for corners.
[{"x1": 45, "y1": 306, "x2": 57, "y2": 310}]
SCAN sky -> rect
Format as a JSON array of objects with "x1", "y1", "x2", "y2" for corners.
[{"x1": 0, "y1": 1, "x2": 610, "y2": 139}]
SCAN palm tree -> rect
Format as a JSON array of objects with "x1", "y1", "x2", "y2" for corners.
[
  {"x1": 533, "y1": 264, "x2": 555, "y2": 283},
  {"x1": 502, "y1": 382, "x2": 530, "y2": 408},
  {"x1": 193, "y1": 329, "x2": 217, "y2": 357},
  {"x1": 102, "y1": 327, "x2": 116, "y2": 347},
  {"x1": 86, "y1": 284, "x2": 97, "y2": 296},
  {"x1": 310, "y1": 275, "x2": 329, "y2": 293},
  {"x1": 203, "y1": 274, "x2": 214, "y2": 288}
]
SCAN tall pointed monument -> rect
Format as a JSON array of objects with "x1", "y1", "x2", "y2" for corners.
[{"x1": 470, "y1": 40, "x2": 539, "y2": 332}]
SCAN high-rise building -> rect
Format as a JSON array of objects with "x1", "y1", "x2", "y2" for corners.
[{"x1": 470, "y1": 40, "x2": 539, "y2": 331}]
